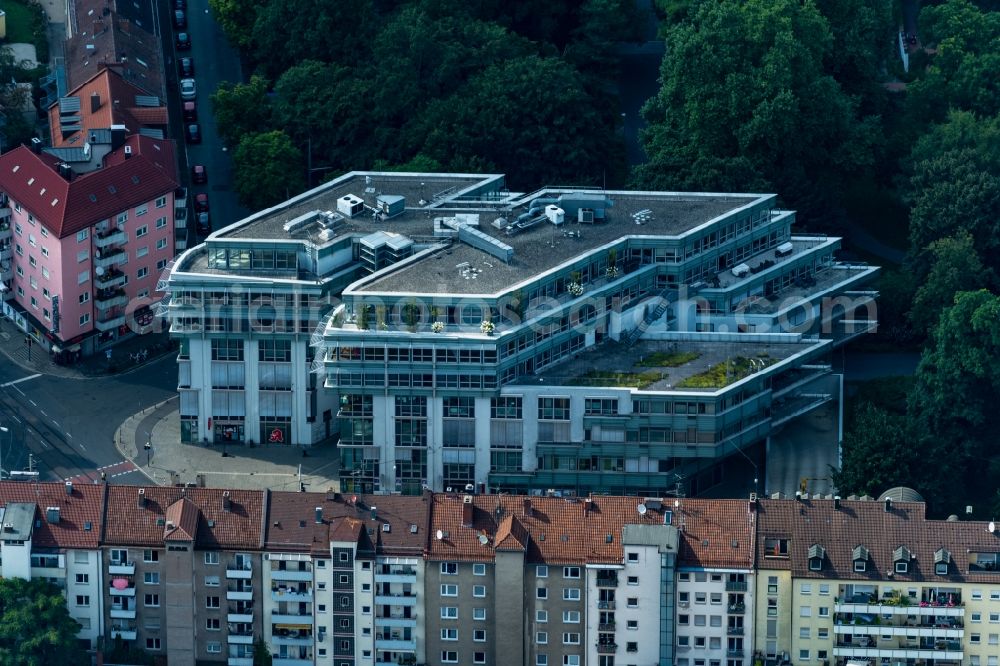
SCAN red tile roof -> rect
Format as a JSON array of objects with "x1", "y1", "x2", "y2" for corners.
[
  {"x1": 163, "y1": 497, "x2": 200, "y2": 542},
  {"x1": 65, "y1": 7, "x2": 164, "y2": 98},
  {"x1": 427, "y1": 494, "x2": 675, "y2": 564},
  {"x1": 675, "y1": 498, "x2": 756, "y2": 569},
  {"x1": 103, "y1": 486, "x2": 264, "y2": 550},
  {"x1": 47, "y1": 70, "x2": 165, "y2": 147},
  {"x1": 0, "y1": 481, "x2": 105, "y2": 549},
  {"x1": 0, "y1": 135, "x2": 177, "y2": 238}
]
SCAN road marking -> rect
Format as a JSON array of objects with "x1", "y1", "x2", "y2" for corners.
[
  {"x1": 0, "y1": 373, "x2": 41, "y2": 388},
  {"x1": 65, "y1": 432, "x2": 73, "y2": 439},
  {"x1": 11, "y1": 384, "x2": 25, "y2": 396},
  {"x1": 40, "y1": 410, "x2": 47, "y2": 417},
  {"x1": 29, "y1": 400, "x2": 36, "y2": 407},
  {"x1": 10, "y1": 415, "x2": 20, "y2": 424},
  {"x1": 51, "y1": 420, "x2": 59, "y2": 429}
]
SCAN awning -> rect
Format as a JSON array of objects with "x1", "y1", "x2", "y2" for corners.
[{"x1": 273, "y1": 623, "x2": 311, "y2": 631}]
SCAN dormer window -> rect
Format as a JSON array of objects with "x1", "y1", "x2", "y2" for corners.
[
  {"x1": 764, "y1": 538, "x2": 789, "y2": 558},
  {"x1": 808, "y1": 544, "x2": 825, "y2": 571},
  {"x1": 853, "y1": 545, "x2": 869, "y2": 573},
  {"x1": 935, "y1": 548, "x2": 951, "y2": 576},
  {"x1": 893, "y1": 546, "x2": 911, "y2": 574}
]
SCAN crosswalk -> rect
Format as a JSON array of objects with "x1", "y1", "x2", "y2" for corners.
[{"x1": 64, "y1": 460, "x2": 141, "y2": 485}]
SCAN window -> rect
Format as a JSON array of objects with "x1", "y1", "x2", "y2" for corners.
[
  {"x1": 800, "y1": 607, "x2": 811, "y2": 617},
  {"x1": 936, "y1": 562, "x2": 949, "y2": 575},
  {"x1": 206, "y1": 596, "x2": 220, "y2": 608},
  {"x1": 971, "y1": 633, "x2": 981, "y2": 644},
  {"x1": 536, "y1": 610, "x2": 548, "y2": 623},
  {"x1": 206, "y1": 618, "x2": 220, "y2": 631},
  {"x1": 77, "y1": 230, "x2": 89, "y2": 242},
  {"x1": 144, "y1": 594, "x2": 160, "y2": 607},
  {"x1": 627, "y1": 597, "x2": 638, "y2": 608},
  {"x1": 562, "y1": 632, "x2": 580, "y2": 644},
  {"x1": 896, "y1": 561, "x2": 909, "y2": 573},
  {"x1": 627, "y1": 620, "x2": 638, "y2": 630},
  {"x1": 136, "y1": 246, "x2": 149, "y2": 258},
  {"x1": 973, "y1": 590, "x2": 983, "y2": 600},
  {"x1": 474, "y1": 629, "x2": 486, "y2": 642},
  {"x1": 563, "y1": 611, "x2": 580, "y2": 623},
  {"x1": 41, "y1": 247, "x2": 48, "y2": 257},
  {"x1": 817, "y1": 628, "x2": 828, "y2": 639},
  {"x1": 800, "y1": 628, "x2": 811, "y2": 639},
  {"x1": 441, "y1": 652, "x2": 458, "y2": 664},
  {"x1": 989, "y1": 633, "x2": 999, "y2": 645},
  {"x1": 563, "y1": 656, "x2": 580, "y2": 666},
  {"x1": 440, "y1": 584, "x2": 458, "y2": 597},
  {"x1": 204, "y1": 552, "x2": 219, "y2": 565},
  {"x1": 473, "y1": 585, "x2": 486, "y2": 598},
  {"x1": 854, "y1": 560, "x2": 866, "y2": 572},
  {"x1": 537, "y1": 657, "x2": 548, "y2": 666},
  {"x1": 137, "y1": 267, "x2": 148, "y2": 279},
  {"x1": 678, "y1": 614, "x2": 689, "y2": 625},
  {"x1": 77, "y1": 249, "x2": 88, "y2": 263},
  {"x1": 157, "y1": 258, "x2": 168, "y2": 270},
  {"x1": 563, "y1": 566, "x2": 581, "y2": 579},
  {"x1": 710, "y1": 592, "x2": 722, "y2": 604},
  {"x1": 79, "y1": 313, "x2": 90, "y2": 326},
  {"x1": 695, "y1": 592, "x2": 707, "y2": 604},
  {"x1": 117, "y1": 212, "x2": 128, "y2": 224},
  {"x1": 563, "y1": 588, "x2": 581, "y2": 601},
  {"x1": 629, "y1": 576, "x2": 640, "y2": 586},
  {"x1": 473, "y1": 608, "x2": 486, "y2": 621},
  {"x1": 627, "y1": 552, "x2": 639, "y2": 562},
  {"x1": 136, "y1": 204, "x2": 148, "y2": 217},
  {"x1": 440, "y1": 606, "x2": 458, "y2": 619},
  {"x1": 801, "y1": 583, "x2": 811, "y2": 595},
  {"x1": 818, "y1": 607, "x2": 829, "y2": 617},
  {"x1": 798, "y1": 650, "x2": 809, "y2": 661},
  {"x1": 144, "y1": 572, "x2": 160, "y2": 585},
  {"x1": 992, "y1": 591, "x2": 1000, "y2": 601},
  {"x1": 991, "y1": 614, "x2": 1000, "y2": 623},
  {"x1": 473, "y1": 563, "x2": 486, "y2": 576},
  {"x1": 694, "y1": 615, "x2": 706, "y2": 627},
  {"x1": 75, "y1": 574, "x2": 89, "y2": 584},
  {"x1": 79, "y1": 292, "x2": 90, "y2": 304},
  {"x1": 440, "y1": 562, "x2": 458, "y2": 575},
  {"x1": 75, "y1": 595, "x2": 90, "y2": 606},
  {"x1": 156, "y1": 196, "x2": 167, "y2": 208},
  {"x1": 156, "y1": 216, "x2": 167, "y2": 228},
  {"x1": 146, "y1": 638, "x2": 161, "y2": 651},
  {"x1": 537, "y1": 587, "x2": 548, "y2": 599},
  {"x1": 135, "y1": 225, "x2": 147, "y2": 238},
  {"x1": 143, "y1": 549, "x2": 158, "y2": 562},
  {"x1": 536, "y1": 632, "x2": 548, "y2": 644},
  {"x1": 764, "y1": 538, "x2": 789, "y2": 557},
  {"x1": 441, "y1": 628, "x2": 457, "y2": 641},
  {"x1": 537, "y1": 565, "x2": 548, "y2": 578},
  {"x1": 819, "y1": 584, "x2": 830, "y2": 595},
  {"x1": 973, "y1": 613, "x2": 982, "y2": 623},
  {"x1": 110, "y1": 549, "x2": 128, "y2": 565}
]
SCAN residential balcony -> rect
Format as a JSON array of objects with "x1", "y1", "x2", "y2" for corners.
[
  {"x1": 271, "y1": 613, "x2": 313, "y2": 624},
  {"x1": 0, "y1": 245, "x2": 11, "y2": 262},
  {"x1": 108, "y1": 584, "x2": 136, "y2": 597},
  {"x1": 374, "y1": 638, "x2": 416, "y2": 652},
  {"x1": 227, "y1": 585, "x2": 254, "y2": 601},
  {"x1": 95, "y1": 288, "x2": 128, "y2": 310},
  {"x1": 727, "y1": 649, "x2": 746, "y2": 658},
  {"x1": 272, "y1": 634, "x2": 313, "y2": 646},
  {"x1": 728, "y1": 603, "x2": 746, "y2": 614},
  {"x1": 227, "y1": 562, "x2": 253, "y2": 579},
  {"x1": 835, "y1": 623, "x2": 964, "y2": 639},
  {"x1": 94, "y1": 228, "x2": 126, "y2": 248},
  {"x1": 598, "y1": 622, "x2": 616, "y2": 632},
  {"x1": 375, "y1": 593, "x2": 417, "y2": 606},
  {"x1": 728, "y1": 627, "x2": 745, "y2": 635},
  {"x1": 271, "y1": 588, "x2": 313, "y2": 602},
  {"x1": 596, "y1": 572, "x2": 618, "y2": 588},
  {"x1": 726, "y1": 581, "x2": 749, "y2": 592},
  {"x1": 272, "y1": 657, "x2": 313, "y2": 665},
  {"x1": 834, "y1": 600, "x2": 964, "y2": 617},
  {"x1": 108, "y1": 562, "x2": 135, "y2": 575},
  {"x1": 832, "y1": 644, "x2": 963, "y2": 660},
  {"x1": 95, "y1": 268, "x2": 127, "y2": 289},
  {"x1": 228, "y1": 609, "x2": 254, "y2": 623},
  {"x1": 228, "y1": 631, "x2": 254, "y2": 645},
  {"x1": 596, "y1": 643, "x2": 618, "y2": 655},
  {"x1": 597, "y1": 600, "x2": 616, "y2": 610},
  {"x1": 110, "y1": 626, "x2": 137, "y2": 640},
  {"x1": 110, "y1": 607, "x2": 136, "y2": 619},
  {"x1": 228, "y1": 659, "x2": 253, "y2": 666},
  {"x1": 94, "y1": 248, "x2": 127, "y2": 268},
  {"x1": 0, "y1": 218, "x2": 11, "y2": 239},
  {"x1": 374, "y1": 571, "x2": 417, "y2": 584},
  {"x1": 270, "y1": 568, "x2": 312, "y2": 582},
  {"x1": 375, "y1": 615, "x2": 417, "y2": 628}
]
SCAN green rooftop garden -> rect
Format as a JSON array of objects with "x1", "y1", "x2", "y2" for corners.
[
  {"x1": 675, "y1": 355, "x2": 775, "y2": 389},
  {"x1": 567, "y1": 369, "x2": 663, "y2": 389},
  {"x1": 636, "y1": 350, "x2": 701, "y2": 367}
]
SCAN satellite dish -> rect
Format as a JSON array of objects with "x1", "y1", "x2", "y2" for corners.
[
  {"x1": 436, "y1": 529, "x2": 444, "y2": 541},
  {"x1": 478, "y1": 534, "x2": 489, "y2": 545},
  {"x1": 637, "y1": 504, "x2": 647, "y2": 516},
  {"x1": 95, "y1": 265, "x2": 105, "y2": 276},
  {"x1": 990, "y1": 521, "x2": 997, "y2": 534},
  {"x1": 351, "y1": 495, "x2": 357, "y2": 504}
]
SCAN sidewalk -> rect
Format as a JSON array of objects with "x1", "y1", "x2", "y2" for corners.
[
  {"x1": 115, "y1": 402, "x2": 342, "y2": 492},
  {"x1": 0, "y1": 314, "x2": 175, "y2": 379}
]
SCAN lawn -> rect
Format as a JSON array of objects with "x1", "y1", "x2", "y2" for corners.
[
  {"x1": 636, "y1": 350, "x2": 701, "y2": 367},
  {"x1": 567, "y1": 370, "x2": 663, "y2": 389},
  {"x1": 1, "y1": 0, "x2": 49, "y2": 64},
  {"x1": 675, "y1": 355, "x2": 775, "y2": 389}
]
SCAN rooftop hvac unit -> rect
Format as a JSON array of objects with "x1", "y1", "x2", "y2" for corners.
[
  {"x1": 337, "y1": 194, "x2": 365, "y2": 218},
  {"x1": 732, "y1": 263, "x2": 751, "y2": 278},
  {"x1": 545, "y1": 205, "x2": 565, "y2": 226},
  {"x1": 776, "y1": 241, "x2": 794, "y2": 257}
]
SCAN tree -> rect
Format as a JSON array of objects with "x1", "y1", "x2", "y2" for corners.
[
  {"x1": 833, "y1": 402, "x2": 913, "y2": 496},
  {"x1": 908, "y1": 289, "x2": 1000, "y2": 513},
  {"x1": 636, "y1": 0, "x2": 879, "y2": 224},
  {"x1": 211, "y1": 76, "x2": 273, "y2": 149},
  {"x1": 812, "y1": 0, "x2": 894, "y2": 100},
  {"x1": 0, "y1": 578, "x2": 87, "y2": 666},
  {"x1": 252, "y1": 638, "x2": 272, "y2": 666},
  {"x1": 909, "y1": 232, "x2": 994, "y2": 336},
  {"x1": 232, "y1": 131, "x2": 306, "y2": 211},
  {"x1": 208, "y1": 0, "x2": 267, "y2": 50}
]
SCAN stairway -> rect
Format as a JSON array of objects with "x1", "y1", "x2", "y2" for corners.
[{"x1": 625, "y1": 287, "x2": 677, "y2": 346}]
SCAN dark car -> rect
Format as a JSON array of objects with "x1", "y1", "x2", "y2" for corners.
[
  {"x1": 173, "y1": 10, "x2": 186, "y2": 29},
  {"x1": 195, "y1": 193, "x2": 210, "y2": 212},
  {"x1": 175, "y1": 32, "x2": 191, "y2": 50},
  {"x1": 178, "y1": 57, "x2": 194, "y2": 78},
  {"x1": 197, "y1": 212, "x2": 211, "y2": 235},
  {"x1": 185, "y1": 123, "x2": 201, "y2": 144},
  {"x1": 182, "y1": 101, "x2": 197, "y2": 122},
  {"x1": 191, "y1": 164, "x2": 207, "y2": 184}
]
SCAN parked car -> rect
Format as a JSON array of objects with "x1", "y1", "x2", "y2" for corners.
[
  {"x1": 195, "y1": 193, "x2": 210, "y2": 212},
  {"x1": 191, "y1": 164, "x2": 207, "y2": 184},
  {"x1": 180, "y1": 78, "x2": 196, "y2": 100},
  {"x1": 178, "y1": 57, "x2": 194, "y2": 78},
  {"x1": 197, "y1": 212, "x2": 211, "y2": 235},
  {"x1": 182, "y1": 101, "x2": 197, "y2": 122},
  {"x1": 185, "y1": 123, "x2": 201, "y2": 144},
  {"x1": 175, "y1": 32, "x2": 191, "y2": 50},
  {"x1": 173, "y1": 10, "x2": 186, "y2": 29}
]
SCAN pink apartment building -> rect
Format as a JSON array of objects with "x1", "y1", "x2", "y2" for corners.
[{"x1": 0, "y1": 134, "x2": 177, "y2": 358}]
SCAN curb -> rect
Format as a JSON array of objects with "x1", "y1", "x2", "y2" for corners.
[{"x1": 114, "y1": 395, "x2": 179, "y2": 483}]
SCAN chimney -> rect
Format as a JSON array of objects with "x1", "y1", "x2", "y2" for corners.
[
  {"x1": 462, "y1": 495, "x2": 474, "y2": 527},
  {"x1": 884, "y1": 497, "x2": 892, "y2": 513},
  {"x1": 523, "y1": 498, "x2": 532, "y2": 517},
  {"x1": 795, "y1": 491, "x2": 803, "y2": 502},
  {"x1": 315, "y1": 507, "x2": 323, "y2": 524},
  {"x1": 110, "y1": 124, "x2": 127, "y2": 151},
  {"x1": 30, "y1": 137, "x2": 42, "y2": 154},
  {"x1": 583, "y1": 498, "x2": 593, "y2": 517},
  {"x1": 834, "y1": 495, "x2": 841, "y2": 510},
  {"x1": 57, "y1": 163, "x2": 74, "y2": 181},
  {"x1": 65, "y1": 481, "x2": 73, "y2": 495},
  {"x1": 137, "y1": 488, "x2": 146, "y2": 508},
  {"x1": 124, "y1": 145, "x2": 132, "y2": 159},
  {"x1": 222, "y1": 491, "x2": 231, "y2": 512},
  {"x1": 370, "y1": 506, "x2": 377, "y2": 521},
  {"x1": 90, "y1": 92, "x2": 101, "y2": 113},
  {"x1": 46, "y1": 507, "x2": 60, "y2": 524}
]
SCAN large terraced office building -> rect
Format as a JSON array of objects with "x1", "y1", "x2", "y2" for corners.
[{"x1": 161, "y1": 172, "x2": 878, "y2": 496}]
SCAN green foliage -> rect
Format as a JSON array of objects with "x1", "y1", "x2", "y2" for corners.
[
  {"x1": 211, "y1": 76, "x2": 273, "y2": 149},
  {"x1": 568, "y1": 369, "x2": 664, "y2": 389},
  {"x1": 637, "y1": 351, "x2": 701, "y2": 367},
  {"x1": 253, "y1": 638, "x2": 273, "y2": 666},
  {"x1": 356, "y1": 302, "x2": 370, "y2": 331},
  {"x1": 636, "y1": 0, "x2": 879, "y2": 224},
  {"x1": 0, "y1": 0, "x2": 50, "y2": 64},
  {"x1": 0, "y1": 578, "x2": 87, "y2": 666},
  {"x1": 403, "y1": 301, "x2": 420, "y2": 331},
  {"x1": 909, "y1": 232, "x2": 994, "y2": 336},
  {"x1": 833, "y1": 401, "x2": 913, "y2": 498},
  {"x1": 232, "y1": 131, "x2": 306, "y2": 211},
  {"x1": 675, "y1": 356, "x2": 775, "y2": 389},
  {"x1": 209, "y1": 0, "x2": 267, "y2": 50}
]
